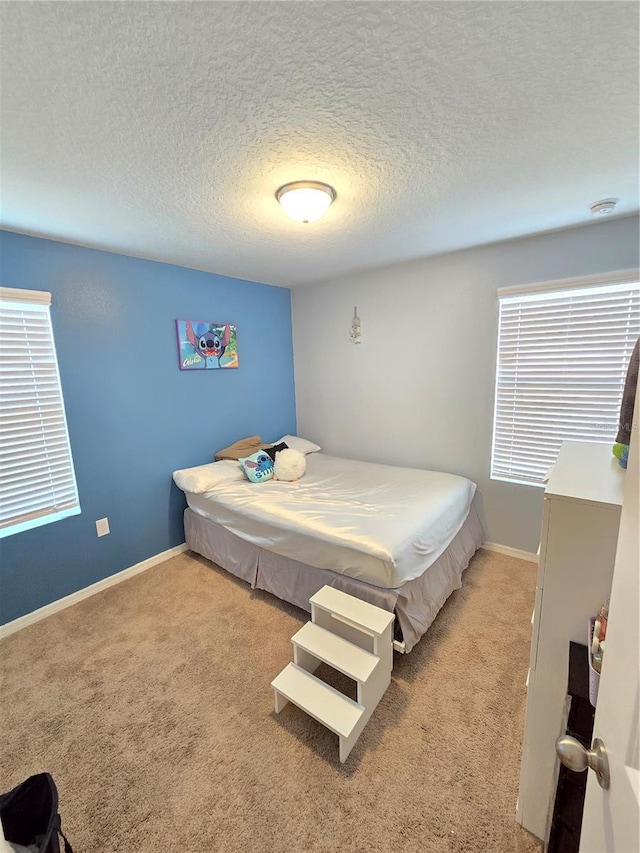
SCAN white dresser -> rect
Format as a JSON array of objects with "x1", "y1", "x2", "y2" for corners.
[{"x1": 517, "y1": 441, "x2": 624, "y2": 842}]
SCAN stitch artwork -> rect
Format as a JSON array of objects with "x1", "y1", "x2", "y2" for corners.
[{"x1": 175, "y1": 320, "x2": 238, "y2": 370}]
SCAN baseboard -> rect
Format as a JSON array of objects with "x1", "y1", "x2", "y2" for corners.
[
  {"x1": 482, "y1": 541, "x2": 539, "y2": 563},
  {"x1": 0, "y1": 543, "x2": 189, "y2": 640}
]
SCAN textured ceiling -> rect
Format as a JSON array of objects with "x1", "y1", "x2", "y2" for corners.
[{"x1": 1, "y1": 1, "x2": 638, "y2": 287}]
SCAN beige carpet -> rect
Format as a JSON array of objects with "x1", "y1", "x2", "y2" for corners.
[{"x1": 1, "y1": 550, "x2": 541, "y2": 853}]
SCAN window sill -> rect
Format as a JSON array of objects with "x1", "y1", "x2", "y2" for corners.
[{"x1": 0, "y1": 506, "x2": 81, "y2": 539}]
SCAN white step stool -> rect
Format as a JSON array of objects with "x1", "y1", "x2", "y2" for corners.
[{"x1": 271, "y1": 585, "x2": 395, "y2": 762}]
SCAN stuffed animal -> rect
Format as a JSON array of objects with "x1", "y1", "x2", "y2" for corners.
[
  {"x1": 273, "y1": 448, "x2": 306, "y2": 482},
  {"x1": 612, "y1": 442, "x2": 629, "y2": 469}
]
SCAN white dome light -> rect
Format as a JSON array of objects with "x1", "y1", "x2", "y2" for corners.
[{"x1": 276, "y1": 181, "x2": 336, "y2": 224}]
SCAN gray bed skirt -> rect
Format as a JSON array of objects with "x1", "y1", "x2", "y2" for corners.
[{"x1": 184, "y1": 501, "x2": 484, "y2": 652}]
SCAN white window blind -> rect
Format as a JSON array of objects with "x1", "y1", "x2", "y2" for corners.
[
  {"x1": 491, "y1": 275, "x2": 640, "y2": 486},
  {"x1": 0, "y1": 286, "x2": 80, "y2": 537}
]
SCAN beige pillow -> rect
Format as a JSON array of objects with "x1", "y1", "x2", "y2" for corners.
[{"x1": 214, "y1": 435, "x2": 272, "y2": 461}]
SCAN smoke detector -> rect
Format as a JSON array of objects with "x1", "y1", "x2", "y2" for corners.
[{"x1": 589, "y1": 198, "x2": 619, "y2": 216}]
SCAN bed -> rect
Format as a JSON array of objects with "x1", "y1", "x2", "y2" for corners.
[{"x1": 173, "y1": 452, "x2": 483, "y2": 652}]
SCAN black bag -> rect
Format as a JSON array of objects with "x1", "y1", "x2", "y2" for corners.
[{"x1": 0, "y1": 773, "x2": 73, "y2": 853}]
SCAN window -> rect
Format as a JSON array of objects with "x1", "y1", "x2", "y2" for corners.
[
  {"x1": 0, "y1": 287, "x2": 80, "y2": 537},
  {"x1": 491, "y1": 272, "x2": 640, "y2": 486}
]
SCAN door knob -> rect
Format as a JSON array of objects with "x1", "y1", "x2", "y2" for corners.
[{"x1": 555, "y1": 735, "x2": 610, "y2": 790}]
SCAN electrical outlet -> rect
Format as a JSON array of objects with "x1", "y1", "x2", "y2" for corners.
[{"x1": 96, "y1": 517, "x2": 110, "y2": 537}]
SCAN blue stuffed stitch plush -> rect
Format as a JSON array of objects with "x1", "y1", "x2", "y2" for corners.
[
  {"x1": 612, "y1": 442, "x2": 629, "y2": 470},
  {"x1": 239, "y1": 450, "x2": 274, "y2": 483}
]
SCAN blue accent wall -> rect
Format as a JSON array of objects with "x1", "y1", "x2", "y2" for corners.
[{"x1": 0, "y1": 231, "x2": 297, "y2": 623}]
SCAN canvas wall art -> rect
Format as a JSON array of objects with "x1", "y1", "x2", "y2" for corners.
[{"x1": 176, "y1": 320, "x2": 239, "y2": 370}]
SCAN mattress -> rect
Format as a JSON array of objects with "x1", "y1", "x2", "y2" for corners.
[{"x1": 181, "y1": 453, "x2": 476, "y2": 588}]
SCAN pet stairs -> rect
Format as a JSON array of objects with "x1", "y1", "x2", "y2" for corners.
[{"x1": 271, "y1": 585, "x2": 394, "y2": 762}]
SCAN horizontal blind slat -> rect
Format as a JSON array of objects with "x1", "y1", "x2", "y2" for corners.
[
  {"x1": 0, "y1": 427, "x2": 69, "y2": 443},
  {"x1": 1, "y1": 400, "x2": 64, "y2": 412},
  {"x1": 0, "y1": 413, "x2": 65, "y2": 428}
]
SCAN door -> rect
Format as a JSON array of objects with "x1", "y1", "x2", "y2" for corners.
[{"x1": 580, "y1": 406, "x2": 639, "y2": 852}]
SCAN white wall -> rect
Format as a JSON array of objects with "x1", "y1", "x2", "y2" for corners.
[{"x1": 292, "y1": 215, "x2": 640, "y2": 553}]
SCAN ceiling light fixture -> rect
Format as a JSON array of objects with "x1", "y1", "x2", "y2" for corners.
[
  {"x1": 276, "y1": 181, "x2": 336, "y2": 224},
  {"x1": 589, "y1": 198, "x2": 619, "y2": 216}
]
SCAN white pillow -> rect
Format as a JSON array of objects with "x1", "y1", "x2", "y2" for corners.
[
  {"x1": 173, "y1": 460, "x2": 244, "y2": 494},
  {"x1": 275, "y1": 434, "x2": 321, "y2": 455}
]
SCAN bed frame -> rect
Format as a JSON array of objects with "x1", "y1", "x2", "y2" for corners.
[{"x1": 183, "y1": 497, "x2": 484, "y2": 653}]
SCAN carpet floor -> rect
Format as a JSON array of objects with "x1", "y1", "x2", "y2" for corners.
[{"x1": 1, "y1": 549, "x2": 542, "y2": 853}]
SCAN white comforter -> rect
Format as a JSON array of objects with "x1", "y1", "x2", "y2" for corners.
[{"x1": 174, "y1": 453, "x2": 476, "y2": 588}]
